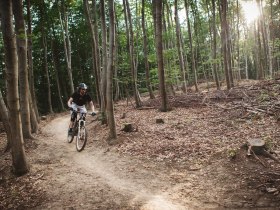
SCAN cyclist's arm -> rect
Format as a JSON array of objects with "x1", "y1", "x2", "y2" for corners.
[
  {"x1": 67, "y1": 97, "x2": 73, "y2": 108},
  {"x1": 89, "y1": 101, "x2": 95, "y2": 113}
]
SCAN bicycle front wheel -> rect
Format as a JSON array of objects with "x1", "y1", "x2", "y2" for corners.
[{"x1": 76, "y1": 126, "x2": 87, "y2": 152}]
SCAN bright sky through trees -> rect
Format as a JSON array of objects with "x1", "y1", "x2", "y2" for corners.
[{"x1": 240, "y1": 0, "x2": 261, "y2": 24}]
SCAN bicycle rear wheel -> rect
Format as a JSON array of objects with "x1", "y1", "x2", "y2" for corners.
[{"x1": 76, "y1": 126, "x2": 87, "y2": 152}]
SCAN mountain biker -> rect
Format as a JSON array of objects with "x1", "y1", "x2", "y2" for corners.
[{"x1": 67, "y1": 83, "x2": 96, "y2": 135}]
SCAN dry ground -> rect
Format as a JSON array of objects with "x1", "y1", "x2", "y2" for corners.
[{"x1": 1, "y1": 80, "x2": 280, "y2": 209}]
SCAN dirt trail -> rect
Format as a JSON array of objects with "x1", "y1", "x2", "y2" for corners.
[{"x1": 32, "y1": 115, "x2": 200, "y2": 209}]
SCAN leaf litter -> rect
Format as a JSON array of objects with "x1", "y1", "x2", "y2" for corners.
[{"x1": 1, "y1": 80, "x2": 280, "y2": 208}]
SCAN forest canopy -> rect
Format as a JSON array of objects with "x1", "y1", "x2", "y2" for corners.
[{"x1": 1, "y1": 0, "x2": 279, "y2": 114}]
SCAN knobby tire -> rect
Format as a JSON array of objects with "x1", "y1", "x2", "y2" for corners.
[{"x1": 76, "y1": 126, "x2": 87, "y2": 152}]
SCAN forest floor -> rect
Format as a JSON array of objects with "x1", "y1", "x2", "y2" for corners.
[{"x1": 1, "y1": 80, "x2": 280, "y2": 209}]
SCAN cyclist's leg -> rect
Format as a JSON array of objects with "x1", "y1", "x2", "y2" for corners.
[
  {"x1": 69, "y1": 104, "x2": 78, "y2": 133},
  {"x1": 79, "y1": 105, "x2": 87, "y2": 122}
]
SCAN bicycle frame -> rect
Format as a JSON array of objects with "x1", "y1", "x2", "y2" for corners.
[{"x1": 77, "y1": 114, "x2": 86, "y2": 134}]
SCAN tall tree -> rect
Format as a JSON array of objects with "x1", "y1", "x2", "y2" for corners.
[
  {"x1": 12, "y1": 0, "x2": 33, "y2": 139},
  {"x1": 106, "y1": 0, "x2": 117, "y2": 140},
  {"x1": 0, "y1": 0, "x2": 29, "y2": 175},
  {"x1": 0, "y1": 91, "x2": 12, "y2": 152},
  {"x1": 174, "y1": 0, "x2": 187, "y2": 93},
  {"x1": 123, "y1": 0, "x2": 142, "y2": 108},
  {"x1": 40, "y1": 1, "x2": 53, "y2": 113},
  {"x1": 26, "y1": 0, "x2": 40, "y2": 132},
  {"x1": 153, "y1": 0, "x2": 169, "y2": 111},
  {"x1": 59, "y1": 1, "x2": 74, "y2": 94},
  {"x1": 220, "y1": 0, "x2": 233, "y2": 89},
  {"x1": 83, "y1": 0, "x2": 101, "y2": 106},
  {"x1": 211, "y1": 0, "x2": 220, "y2": 89},
  {"x1": 100, "y1": 0, "x2": 108, "y2": 124},
  {"x1": 141, "y1": 0, "x2": 155, "y2": 99},
  {"x1": 50, "y1": 33, "x2": 65, "y2": 111},
  {"x1": 184, "y1": 0, "x2": 198, "y2": 92}
]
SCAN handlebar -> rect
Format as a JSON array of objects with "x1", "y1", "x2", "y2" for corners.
[{"x1": 69, "y1": 108, "x2": 98, "y2": 116}]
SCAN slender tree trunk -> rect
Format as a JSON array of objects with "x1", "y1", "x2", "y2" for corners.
[
  {"x1": 256, "y1": 19, "x2": 264, "y2": 79},
  {"x1": 13, "y1": 0, "x2": 33, "y2": 139},
  {"x1": 26, "y1": 0, "x2": 40, "y2": 128},
  {"x1": 165, "y1": 2, "x2": 178, "y2": 91},
  {"x1": 0, "y1": 91, "x2": 12, "y2": 152},
  {"x1": 0, "y1": 0, "x2": 29, "y2": 175},
  {"x1": 162, "y1": 2, "x2": 174, "y2": 96},
  {"x1": 174, "y1": 0, "x2": 187, "y2": 93},
  {"x1": 211, "y1": 0, "x2": 220, "y2": 89},
  {"x1": 58, "y1": 4, "x2": 74, "y2": 94},
  {"x1": 39, "y1": 1, "x2": 53, "y2": 113},
  {"x1": 224, "y1": 0, "x2": 234, "y2": 87},
  {"x1": 100, "y1": 0, "x2": 107, "y2": 124},
  {"x1": 114, "y1": 18, "x2": 120, "y2": 101},
  {"x1": 259, "y1": 0, "x2": 273, "y2": 78},
  {"x1": 236, "y1": 0, "x2": 241, "y2": 80},
  {"x1": 83, "y1": 0, "x2": 101, "y2": 106},
  {"x1": 29, "y1": 96, "x2": 38, "y2": 134},
  {"x1": 184, "y1": 0, "x2": 198, "y2": 92},
  {"x1": 142, "y1": 0, "x2": 155, "y2": 99},
  {"x1": 106, "y1": 0, "x2": 117, "y2": 140},
  {"x1": 123, "y1": 0, "x2": 142, "y2": 108},
  {"x1": 42, "y1": 35, "x2": 53, "y2": 113},
  {"x1": 153, "y1": 0, "x2": 169, "y2": 112},
  {"x1": 51, "y1": 38, "x2": 65, "y2": 111},
  {"x1": 220, "y1": 0, "x2": 231, "y2": 89}
]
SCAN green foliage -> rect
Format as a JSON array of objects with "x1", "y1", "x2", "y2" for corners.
[
  {"x1": 1, "y1": 0, "x2": 279, "y2": 114},
  {"x1": 264, "y1": 136, "x2": 274, "y2": 151},
  {"x1": 227, "y1": 148, "x2": 237, "y2": 159}
]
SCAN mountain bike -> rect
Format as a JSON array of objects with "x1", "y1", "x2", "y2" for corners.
[{"x1": 67, "y1": 110, "x2": 96, "y2": 152}]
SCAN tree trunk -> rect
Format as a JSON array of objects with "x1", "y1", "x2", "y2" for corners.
[
  {"x1": 153, "y1": 0, "x2": 169, "y2": 112},
  {"x1": 256, "y1": 19, "x2": 264, "y2": 80},
  {"x1": 42, "y1": 35, "x2": 53, "y2": 114},
  {"x1": 174, "y1": 0, "x2": 187, "y2": 93},
  {"x1": 38, "y1": 1, "x2": 53, "y2": 114},
  {"x1": 51, "y1": 38, "x2": 65, "y2": 111},
  {"x1": 26, "y1": 0, "x2": 40, "y2": 128},
  {"x1": 100, "y1": 0, "x2": 108, "y2": 124},
  {"x1": 106, "y1": 0, "x2": 117, "y2": 140},
  {"x1": 12, "y1": 0, "x2": 33, "y2": 139},
  {"x1": 142, "y1": 0, "x2": 155, "y2": 99},
  {"x1": 59, "y1": 4, "x2": 74, "y2": 94},
  {"x1": 83, "y1": 0, "x2": 101, "y2": 107},
  {"x1": 114, "y1": 16, "x2": 120, "y2": 102},
  {"x1": 0, "y1": 0, "x2": 29, "y2": 175},
  {"x1": 165, "y1": 2, "x2": 179, "y2": 92},
  {"x1": 224, "y1": 0, "x2": 234, "y2": 87},
  {"x1": 236, "y1": 0, "x2": 241, "y2": 80},
  {"x1": 123, "y1": 0, "x2": 142, "y2": 108},
  {"x1": 211, "y1": 0, "x2": 220, "y2": 89},
  {"x1": 184, "y1": 0, "x2": 198, "y2": 92},
  {"x1": 220, "y1": 0, "x2": 232, "y2": 89},
  {"x1": 0, "y1": 91, "x2": 12, "y2": 152}
]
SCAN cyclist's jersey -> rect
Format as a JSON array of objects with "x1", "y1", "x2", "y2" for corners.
[{"x1": 71, "y1": 92, "x2": 92, "y2": 106}]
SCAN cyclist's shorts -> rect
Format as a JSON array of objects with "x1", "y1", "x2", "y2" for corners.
[{"x1": 71, "y1": 103, "x2": 87, "y2": 114}]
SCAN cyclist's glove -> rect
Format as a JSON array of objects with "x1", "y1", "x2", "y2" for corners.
[{"x1": 91, "y1": 112, "x2": 96, "y2": 116}]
